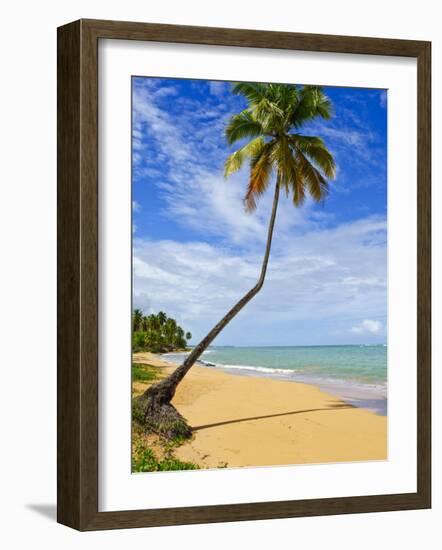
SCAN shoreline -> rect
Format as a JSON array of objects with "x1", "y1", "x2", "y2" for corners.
[
  {"x1": 161, "y1": 352, "x2": 388, "y2": 416},
  {"x1": 133, "y1": 352, "x2": 387, "y2": 469}
]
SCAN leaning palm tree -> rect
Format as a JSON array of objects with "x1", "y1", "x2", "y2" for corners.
[{"x1": 136, "y1": 82, "x2": 336, "y2": 438}]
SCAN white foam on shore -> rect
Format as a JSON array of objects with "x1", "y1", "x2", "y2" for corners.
[
  {"x1": 164, "y1": 353, "x2": 298, "y2": 376},
  {"x1": 203, "y1": 361, "x2": 297, "y2": 376},
  {"x1": 217, "y1": 364, "x2": 388, "y2": 416},
  {"x1": 161, "y1": 352, "x2": 388, "y2": 415}
]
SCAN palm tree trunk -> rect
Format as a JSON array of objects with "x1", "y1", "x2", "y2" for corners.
[{"x1": 137, "y1": 179, "x2": 280, "y2": 437}]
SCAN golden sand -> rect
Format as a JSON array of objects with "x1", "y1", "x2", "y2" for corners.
[{"x1": 133, "y1": 352, "x2": 387, "y2": 469}]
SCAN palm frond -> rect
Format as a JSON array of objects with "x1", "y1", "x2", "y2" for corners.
[
  {"x1": 271, "y1": 137, "x2": 293, "y2": 194},
  {"x1": 272, "y1": 84, "x2": 299, "y2": 124},
  {"x1": 231, "y1": 82, "x2": 268, "y2": 106},
  {"x1": 253, "y1": 99, "x2": 285, "y2": 133},
  {"x1": 225, "y1": 110, "x2": 264, "y2": 144},
  {"x1": 271, "y1": 138, "x2": 307, "y2": 205},
  {"x1": 244, "y1": 142, "x2": 274, "y2": 212},
  {"x1": 224, "y1": 137, "x2": 266, "y2": 177},
  {"x1": 232, "y1": 83, "x2": 290, "y2": 134},
  {"x1": 289, "y1": 134, "x2": 336, "y2": 178},
  {"x1": 292, "y1": 171, "x2": 307, "y2": 205},
  {"x1": 295, "y1": 150, "x2": 330, "y2": 202},
  {"x1": 290, "y1": 86, "x2": 333, "y2": 129}
]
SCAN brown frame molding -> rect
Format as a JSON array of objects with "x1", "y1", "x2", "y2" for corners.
[{"x1": 57, "y1": 19, "x2": 431, "y2": 531}]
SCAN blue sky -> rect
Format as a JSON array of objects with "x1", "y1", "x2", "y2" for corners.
[{"x1": 132, "y1": 77, "x2": 387, "y2": 346}]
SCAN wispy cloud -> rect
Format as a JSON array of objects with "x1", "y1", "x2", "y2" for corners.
[
  {"x1": 133, "y1": 215, "x2": 387, "y2": 344},
  {"x1": 208, "y1": 80, "x2": 229, "y2": 99},
  {"x1": 379, "y1": 90, "x2": 387, "y2": 109},
  {"x1": 304, "y1": 88, "x2": 387, "y2": 193},
  {"x1": 351, "y1": 319, "x2": 383, "y2": 335}
]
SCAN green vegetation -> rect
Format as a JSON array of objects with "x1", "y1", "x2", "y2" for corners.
[
  {"x1": 131, "y1": 360, "x2": 197, "y2": 472},
  {"x1": 132, "y1": 445, "x2": 199, "y2": 472},
  {"x1": 132, "y1": 310, "x2": 192, "y2": 353},
  {"x1": 132, "y1": 362, "x2": 161, "y2": 383},
  {"x1": 132, "y1": 364, "x2": 162, "y2": 423},
  {"x1": 224, "y1": 83, "x2": 336, "y2": 209}
]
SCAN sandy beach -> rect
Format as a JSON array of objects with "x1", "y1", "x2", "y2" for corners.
[{"x1": 133, "y1": 352, "x2": 387, "y2": 469}]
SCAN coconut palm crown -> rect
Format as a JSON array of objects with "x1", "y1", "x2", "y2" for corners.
[{"x1": 224, "y1": 82, "x2": 336, "y2": 211}]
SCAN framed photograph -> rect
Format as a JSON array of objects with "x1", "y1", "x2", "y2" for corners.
[{"x1": 57, "y1": 19, "x2": 431, "y2": 530}]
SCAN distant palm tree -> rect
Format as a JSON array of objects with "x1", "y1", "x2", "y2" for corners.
[
  {"x1": 141, "y1": 315, "x2": 149, "y2": 332},
  {"x1": 164, "y1": 318, "x2": 177, "y2": 348},
  {"x1": 174, "y1": 326, "x2": 186, "y2": 349},
  {"x1": 132, "y1": 309, "x2": 143, "y2": 333},
  {"x1": 157, "y1": 311, "x2": 167, "y2": 326},
  {"x1": 185, "y1": 332, "x2": 192, "y2": 341},
  {"x1": 147, "y1": 313, "x2": 159, "y2": 331},
  {"x1": 138, "y1": 82, "x2": 336, "y2": 437}
]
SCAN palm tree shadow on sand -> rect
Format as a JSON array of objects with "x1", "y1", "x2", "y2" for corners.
[{"x1": 191, "y1": 402, "x2": 354, "y2": 431}]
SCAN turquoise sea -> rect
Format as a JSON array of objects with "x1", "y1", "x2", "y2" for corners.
[{"x1": 164, "y1": 345, "x2": 388, "y2": 415}]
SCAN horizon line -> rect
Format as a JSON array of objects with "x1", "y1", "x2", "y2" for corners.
[{"x1": 186, "y1": 343, "x2": 388, "y2": 348}]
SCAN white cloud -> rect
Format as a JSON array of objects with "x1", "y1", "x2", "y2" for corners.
[
  {"x1": 132, "y1": 86, "x2": 192, "y2": 165},
  {"x1": 379, "y1": 90, "x2": 387, "y2": 109},
  {"x1": 208, "y1": 81, "x2": 228, "y2": 98},
  {"x1": 350, "y1": 319, "x2": 383, "y2": 335},
  {"x1": 133, "y1": 215, "x2": 387, "y2": 343}
]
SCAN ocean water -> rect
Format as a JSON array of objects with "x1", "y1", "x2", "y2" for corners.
[{"x1": 163, "y1": 345, "x2": 388, "y2": 415}]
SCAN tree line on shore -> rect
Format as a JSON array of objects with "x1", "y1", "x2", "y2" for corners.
[{"x1": 132, "y1": 309, "x2": 192, "y2": 353}]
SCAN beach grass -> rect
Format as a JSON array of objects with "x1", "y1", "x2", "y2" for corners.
[
  {"x1": 132, "y1": 362, "x2": 162, "y2": 383},
  {"x1": 132, "y1": 417, "x2": 199, "y2": 472},
  {"x1": 131, "y1": 357, "x2": 199, "y2": 472},
  {"x1": 132, "y1": 443, "x2": 199, "y2": 472}
]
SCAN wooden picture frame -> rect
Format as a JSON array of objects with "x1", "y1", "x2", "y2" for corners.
[{"x1": 57, "y1": 18, "x2": 431, "y2": 531}]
